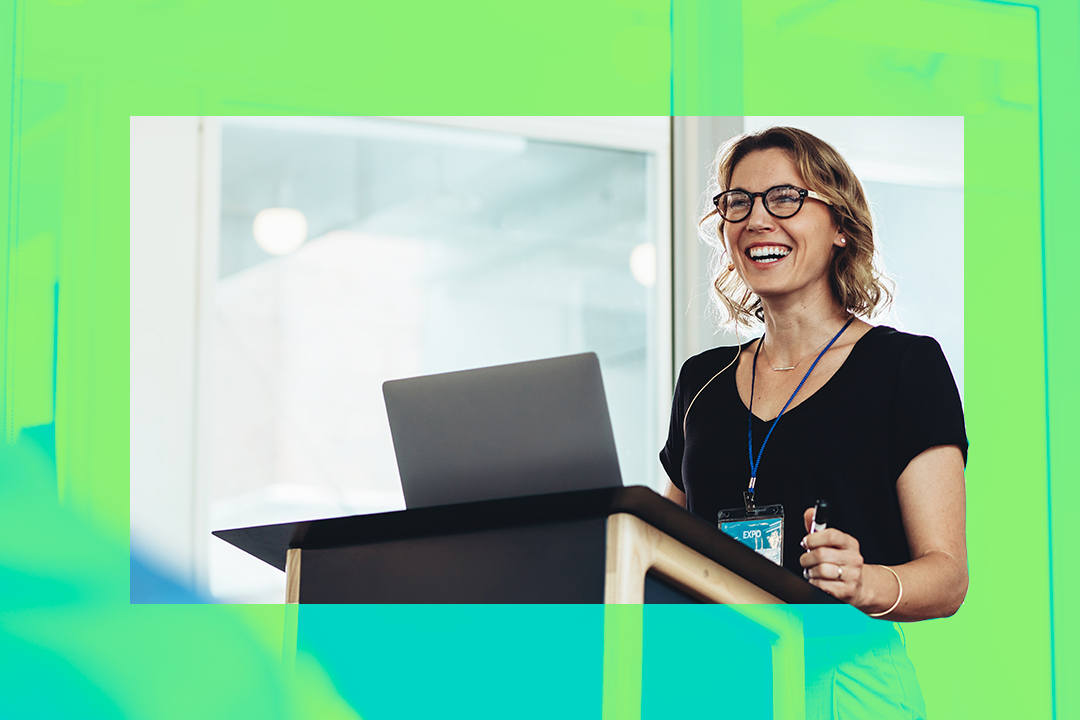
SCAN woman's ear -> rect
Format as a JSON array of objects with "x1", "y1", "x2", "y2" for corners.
[{"x1": 834, "y1": 226, "x2": 847, "y2": 248}]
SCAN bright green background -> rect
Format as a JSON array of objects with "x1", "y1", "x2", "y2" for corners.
[{"x1": 3, "y1": 0, "x2": 1076, "y2": 717}]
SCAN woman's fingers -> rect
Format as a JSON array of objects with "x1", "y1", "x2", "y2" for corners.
[
  {"x1": 808, "y1": 576, "x2": 859, "y2": 602},
  {"x1": 801, "y1": 554, "x2": 858, "y2": 589},
  {"x1": 797, "y1": 524, "x2": 869, "y2": 604},
  {"x1": 805, "y1": 560, "x2": 861, "y2": 601},
  {"x1": 800, "y1": 532, "x2": 863, "y2": 602},
  {"x1": 802, "y1": 527, "x2": 859, "y2": 553},
  {"x1": 802, "y1": 561, "x2": 845, "y2": 581}
]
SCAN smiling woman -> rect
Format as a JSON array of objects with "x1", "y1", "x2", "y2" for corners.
[
  {"x1": 661, "y1": 126, "x2": 968, "y2": 719},
  {"x1": 708, "y1": 128, "x2": 888, "y2": 327}
]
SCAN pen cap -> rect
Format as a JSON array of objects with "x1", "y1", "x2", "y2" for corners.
[{"x1": 813, "y1": 499, "x2": 829, "y2": 526}]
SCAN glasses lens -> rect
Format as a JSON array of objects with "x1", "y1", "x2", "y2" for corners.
[
  {"x1": 718, "y1": 191, "x2": 752, "y2": 221},
  {"x1": 765, "y1": 186, "x2": 804, "y2": 218}
]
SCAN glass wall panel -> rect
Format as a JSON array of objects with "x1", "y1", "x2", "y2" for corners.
[{"x1": 207, "y1": 117, "x2": 664, "y2": 602}]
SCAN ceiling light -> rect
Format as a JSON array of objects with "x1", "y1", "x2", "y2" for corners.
[
  {"x1": 630, "y1": 243, "x2": 656, "y2": 288},
  {"x1": 252, "y1": 208, "x2": 308, "y2": 255}
]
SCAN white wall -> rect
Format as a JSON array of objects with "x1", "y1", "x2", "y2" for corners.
[{"x1": 129, "y1": 116, "x2": 203, "y2": 589}]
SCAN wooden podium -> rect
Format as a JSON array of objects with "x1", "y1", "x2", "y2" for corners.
[
  {"x1": 215, "y1": 486, "x2": 841, "y2": 720},
  {"x1": 213, "y1": 485, "x2": 836, "y2": 606}
]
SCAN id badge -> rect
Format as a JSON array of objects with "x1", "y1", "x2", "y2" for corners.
[{"x1": 718, "y1": 504, "x2": 784, "y2": 566}]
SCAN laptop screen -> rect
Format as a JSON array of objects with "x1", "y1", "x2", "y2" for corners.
[{"x1": 383, "y1": 353, "x2": 623, "y2": 508}]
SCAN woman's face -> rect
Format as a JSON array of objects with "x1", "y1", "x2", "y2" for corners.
[{"x1": 723, "y1": 147, "x2": 844, "y2": 308}]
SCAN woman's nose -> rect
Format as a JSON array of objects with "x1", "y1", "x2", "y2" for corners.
[{"x1": 746, "y1": 197, "x2": 773, "y2": 231}]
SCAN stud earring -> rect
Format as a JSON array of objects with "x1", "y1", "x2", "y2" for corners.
[
  {"x1": 839, "y1": 238, "x2": 847, "y2": 245},
  {"x1": 727, "y1": 262, "x2": 735, "y2": 271}
]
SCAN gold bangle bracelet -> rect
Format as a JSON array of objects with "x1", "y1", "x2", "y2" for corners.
[{"x1": 868, "y1": 565, "x2": 903, "y2": 618}]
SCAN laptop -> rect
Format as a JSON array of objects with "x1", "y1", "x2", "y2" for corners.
[{"x1": 382, "y1": 352, "x2": 623, "y2": 509}]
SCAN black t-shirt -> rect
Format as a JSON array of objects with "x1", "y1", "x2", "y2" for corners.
[{"x1": 660, "y1": 326, "x2": 968, "y2": 577}]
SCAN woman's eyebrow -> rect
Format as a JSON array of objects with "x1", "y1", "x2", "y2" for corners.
[{"x1": 726, "y1": 183, "x2": 792, "y2": 192}]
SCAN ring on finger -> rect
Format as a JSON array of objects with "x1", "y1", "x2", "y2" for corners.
[{"x1": 836, "y1": 564, "x2": 843, "y2": 581}]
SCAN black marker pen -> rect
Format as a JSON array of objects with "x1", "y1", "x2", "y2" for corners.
[{"x1": 810, "y1": 499, "x2": 829, "y2": 534}]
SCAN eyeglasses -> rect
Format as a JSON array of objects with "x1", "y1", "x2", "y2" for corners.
[{"x1": 713, "y1": 185, "x2": 833, "y2": 223}]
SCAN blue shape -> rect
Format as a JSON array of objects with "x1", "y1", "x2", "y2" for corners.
[{"x1": 129, "y1": 550, "x2": 211, "y2": 604}]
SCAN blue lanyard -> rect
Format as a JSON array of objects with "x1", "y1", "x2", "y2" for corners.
[{"x1": 745, "y1": 316, "x2": 855, "y2": 510}]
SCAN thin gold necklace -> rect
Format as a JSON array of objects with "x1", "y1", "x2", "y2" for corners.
[{"x1": 760, "y1": 319, "x2": 851, "y2": 371}]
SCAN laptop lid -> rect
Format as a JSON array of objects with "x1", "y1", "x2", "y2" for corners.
[{"x1": 383, "y1": 352, "x2": 623, "y2": 509}]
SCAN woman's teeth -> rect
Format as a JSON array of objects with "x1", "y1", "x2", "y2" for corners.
[{"x1": 747, "y1": 246, "x2": 791, "y2": 263}]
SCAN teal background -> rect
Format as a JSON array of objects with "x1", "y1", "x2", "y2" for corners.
[{"x1": 2, "y1": 0, "x2": 1075, "y2": 717}]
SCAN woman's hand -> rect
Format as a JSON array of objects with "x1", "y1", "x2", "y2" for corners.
[
  {"x1": 799, "y1": 507, "x2": 871, "y2": 607},
  {"x1": 797, "y1": 446, "x2": 967, "y2": 620}
]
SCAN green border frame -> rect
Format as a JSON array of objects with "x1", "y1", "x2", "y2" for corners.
[{"x1": 2, "y1": 0, "x2": 1076, "y2": 717}]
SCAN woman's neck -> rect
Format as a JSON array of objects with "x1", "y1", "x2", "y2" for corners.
[{"x1": 758, "y1": 293, "x2": 851, "y2": 367}]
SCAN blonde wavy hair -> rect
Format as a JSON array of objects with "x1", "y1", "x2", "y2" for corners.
[{"x1": 699, "y1": 126, "x2": 892, "y2": 328}]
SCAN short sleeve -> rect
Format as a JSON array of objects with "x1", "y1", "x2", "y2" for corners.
[
  {"x1": 889, "y1": 336, "x2": 968, "y2": 481},
  {"x1": 659, "y1": 362, "x2": 690, "y2": 491}
]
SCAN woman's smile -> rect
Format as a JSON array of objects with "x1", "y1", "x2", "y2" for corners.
[{"x1": 746, "y1": 243, "x2": 792, "y2": 265}]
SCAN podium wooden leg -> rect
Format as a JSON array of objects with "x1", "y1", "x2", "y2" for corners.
[
  {"x1": 604, "y1": 513, "x2": 781, "y2": 604},
  {"x1": 603, "y1": 514, "x2": 805, "y2": 720},
  {"x1": 283, "y1": 548, "x2": 301, "y2": 672},
  {"x1": 285, "y1": 548, "x2": 301, "y2": 603}
]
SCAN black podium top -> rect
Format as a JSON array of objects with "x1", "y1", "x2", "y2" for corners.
[{"x1": 213, "y1": 485, "x2": 838, "y2": 605}]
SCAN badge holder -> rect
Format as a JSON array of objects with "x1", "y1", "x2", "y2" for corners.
[{"x1": 718, "y1": 492, "x2": 784, "y2": 566}]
